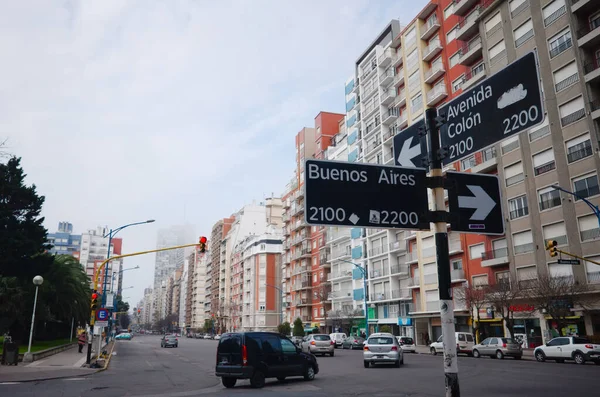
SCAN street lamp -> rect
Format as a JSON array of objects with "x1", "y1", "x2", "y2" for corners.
[
  {"x1": 111, "y1": 265, "x2": 140, "y2": 292},
  {"x1": 552, "y1": 185, "x2": 600, "y2": 227},
  {"x1": 265, "y1": 284, "x2": 284, "y2": 326},
  {"x1": 27, "y1": 275, "x2": 44, "y2": 354},
  {"x1": 337, "y1": 259, "x2": 369, "y2": 339}
]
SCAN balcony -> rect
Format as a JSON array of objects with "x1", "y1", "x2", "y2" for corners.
[
  {"x1": 327, "y1": 228, "x2": 351, "y2": 243},
  {"x1": 588, "y1": 271, "x2": 600, "y2": 284},
  {"x1": 481, "y1": 247, "x2": 509, "y2": 267},
  {"x1": 577, "y1": 17, "x2": 600, "y2": 48},
  {"x1": 382, "y1": 107, "x2": 400, "y2": 126},
  {"x1": 396, "y1": 113, "x2": 408, "y2": 129},
  {"x1": 426, "y1": 301, "x2": 440, "y2": 312},
  {"x1": 420, "y1": 18, "x2": 441, "y2": 41},
  {"x1": 514, "y1": 242, "x2": 534, "y2": 255},
  {"x1": 561, "y1": 108, "x2": 586, "y2": 127},
  {"x1": 459, "y1": 36, "x2": 483, "y2": 66},
  {"x1": 393, "y1": 89, "x2": 407, "y2": 107},
  {"x1": 584, "y1": 58, "x2": 600, "y2": 83},
  {"x1": 393, "y1": 51, "x2": 404, "y2": 68},
  {"x1": 295, "y1": 298, "x2": 312, "y2": 307},
  {"x1": 381, "y1": 87, "x2": 397, "y2": 106},
  {"x1": 368, "y1": 245, "x2": 389, "y2": 258},
  {"x1": 453, "y1": 0, "x2": 480, "y2": 16},
  {"x1": 389, "y1": 240, "x2": 405, "y2": 253},
  {"x1": 567, "y1": 143, "x2": 593, "y2": 163},
  {"x1": 462, "y1": 63, "x2": 486, "y2": 90},
  {"x1": 378, "y1": 47, "x2": 395, "y2": 68},
  {"x1": 423, "y1": 38, "x2": 443, "y2": 62},
  {"x1": 571, "y1": 0, "x2": 596, "y2": 14},
  {"x1": 471, "y1": 147, "x2": 497, "y2": 173},
  {"x1": 291, "y1": 204, "x2": 305, "y2": 216},
  {"x1": 390, "y1": 263, "x2": 409, "y2": 276},
  {"x1": 331, "y1": 247, "x2": 352, "y2": 261},
  {"x1": 394, "y1": 72, "x2": 405, "y2": 87},
  {"x1": 549, "y1": 38, "x2": 572, "y2": 59},
  {"x1": 593, "y1": 100, "x2": 600, "y2": 120},
  {"x1": 379, "y1": 68, "x2": 395, "y2": 87},
  {"x1": 292, "y1": 265, "x2": 309, "y2": 275},
  {"x1": 331, "y1": 290, "x2": 353, "y2": 299},
  {"x1": 370, "y1": 267, "x2": 389, "y2": 279},
  {"x1": 426, "y1": 84, "x2": 448, "y2": 107},
  {"x1": 555, "y1": 71, "x2": 579, "y2": 92},
  {"x1": 457, "y1": 7, "x2": 481, "y2": 42},
  {"x1": 364, "y1": 139, "x2": 382, "y2": 157},
  {"x1": 406, "y1": 251, "x2": 418, "y2": 264},
  {"x1": 424, "y1": 63, "x2": 445, "y2": 84}
]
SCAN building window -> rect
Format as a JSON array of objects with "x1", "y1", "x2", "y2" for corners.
[
  {"x1": 449, "y1": 51, "x2": 461, "y2": 68},
  {"x1": 407, "y1": 49, "x2": 419, "y2": 71},
  {"x1": 528, "y1": 117, "x2": 550, "y2": 141},
  {"x1": 314, "y1": 308, "x2": 318, "y2": 317},
  {"x1": 548, "y1": 28, "x2": 572, "y2": 59},
  {"x1": 501, "y1": 135, "x2": 520, "y2": 155},
  {"x1": 509, "y1": 0, "x2": 529, "y2": 19},
  {"x1": 514, "y1": 19, "x2": 534, "y2": 47},
  {"x1": 452, "y1": 75, "x2": 465, "y2": 92},
  {"x1": 405, "y1": 27, "x2": 417, "y2": 48},
  {"x1": 579, "y1": 214, "x2": 600, "y2": 241},
  {"x1": 543, "y1": 222, "x2": 568, "y2": 246},
  {"x1": 485, "y1": 12, "x2": 502, "y2": 37},
  {"x1": 444, "y1": 3, "x2": 454, "y2": 20},
  {"x1": 572, "y1": 173, "x2": 600, "y2": 200},
  {"x1": 472, "y1": 275, "x2": 489, "y2": 288},
  {"x1": 411, "y1": 93, "x2": 423, "y2": 113},
  {"x1": 508, "y1": 195, "x2": 529, "y2": 220},
  {"x1": 543, "y1": 0, "x2": 567, "y2": 27},
  {"x1": 566, "y1": 133, "x2": 593, "y2": 163},
  {"x1": 408, "y1": 70, "x2": 420, "y2": 92},
  {"x1": 451, "y1": 259, "x2": 463, "y2": 270},
  {"x1": 553, "y1": 61, "x2": 579, "y2": 92},
  {"x1": 469, "y1": 243, "x2": 485, "y2": 260},
  {"x1": 504, "y1": 162, "x2": 524, "y2": 187},
  {"x1": 559, "y1": 96, "x2": 585, "y2": 126},
  {"x1": 461, "y1": 155, "x2": 476, "y2": 171},
  {"x1": 496, "y1": 271, "x2": 511, "y2": 285},
  {"x1": 517, "y1": 266, "x2": 537, "y2": 289},
  {"x1": 538, "y1": 186, "x2": 562, "y2": 211},
  {"x1": 446, "y1": 25, "x2": 458, "y2": 42},
  {"x1": 513, "y1": 230, "x2": 534, "y2": 254},
  {"x1": 532, "y1": 148, "x2": 556, "y2": 176},
  {"x1": 489, "y1": 40, "x2": 507, "y2": 65}
]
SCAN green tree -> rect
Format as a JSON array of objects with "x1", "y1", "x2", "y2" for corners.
[
  {"x1": 204, "y1": 319, "x2": 214, "y2": 333},
  {"x1": 292, "y1": 317, "x2": 305, "y2": 337},
  {"x1": 277, "y1": 321, "x2": 291, "y2": 336},
  {"x1": 119, "y1": 314, "x2": 131, "y2": 329},
  {"x1": 379, "y1": 325, "x2": 392, "y2": 333}
]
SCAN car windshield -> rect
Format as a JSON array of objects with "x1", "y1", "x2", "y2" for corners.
[
  {"x1": 313, "y1": 335, "x2": 330, "y2": 341},
  {"x1": 166, "y1": 336, "x2": 176, "y2": 340},
  {"x1": 501, "y1": 338, "x2": 516, "y2": 344},
  {"x1": 368, "y1": 337, "x2": 394, "y2": 345},
  {"x1": 402, "y1": 337, "x2": 414, "y2": 344}
]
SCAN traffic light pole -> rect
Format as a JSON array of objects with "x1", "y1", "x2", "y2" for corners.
[{"x1": 425, "y1": 108, "x2": 460, "y2": 397}]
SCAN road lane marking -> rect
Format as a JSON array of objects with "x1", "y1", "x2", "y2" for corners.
[{"x1": 0, "y1": 382, "x2": 22, "y2": 385}]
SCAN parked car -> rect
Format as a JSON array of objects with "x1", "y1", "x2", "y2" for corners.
[
  {"x1": 363, "y1": 333, "x2": 403, "y2": 368},
  {"x1": 330, "y1": 332, "x2": 347, "y2": 348},
  {"x1": 534, "y1": 336, "x2": 600, "y2": 364},
  {"x1": 214, "y1": 334, "x2": 221, "y2": 340},
  {"x1": 302, "y1": 334, "x2": 335, "y2": 356},
  {"x1": 473, "y1": 337, "x2": 522, "y2": 359},
  {"x1": 115, "y1": 333, "x2": 132, "y2": 340},
  {"x1": 204, "y1": 334, "x2": 213, "y2": 340},
  {"x1": 215, "y1": 332, "x2": 319, "y2": 389},
  {"x1": 430, "y1": 332, "x2": 474, "y2": 356},
  {"x1": 291, "y1": 336, "x2": 303, "y2": 346},
  {"x1": 161, "y1": 335, "x2": 178, "y2": 348},
  {"x1": 342, "y1": 336, "x2": 365, "y2": 350},
  {"x1": 397, "y1": 336, "x2": 416, "y2": 353}
]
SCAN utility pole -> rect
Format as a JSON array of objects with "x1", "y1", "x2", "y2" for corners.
[{"x1": 425, "y1": 107, "x2": 460, "y2": 397}]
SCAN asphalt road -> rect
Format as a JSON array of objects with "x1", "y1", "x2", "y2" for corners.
[{"x1": 1, "y1": 334, "x2": 598, "y2": 396}]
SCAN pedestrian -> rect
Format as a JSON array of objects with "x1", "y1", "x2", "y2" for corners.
[{"x1": 78, "y1": 331, "x2": 87, "y2": 353}]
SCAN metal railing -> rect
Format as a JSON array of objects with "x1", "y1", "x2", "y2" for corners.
[
  {"x1": 506, "y1": 173, "x2": 525, "y2": 187},
  {"x1": 369, "y1": 245, "x2": 388, "y2": 257},
  {"x1": 581, "y1": 227, "x2": 600, "y2": 241},
  {"x1": 567, "y1": 143, "x2": 593, "y2": 163},
  {"x1": 584, "y1": 58, "x2": 600, "y2": 74},
  {"x1": 549, "y1": 38, "x2": 572, "y2": 59},
  {"x1": 465, "y1": 63, "x2": 485, "y2": 82},
  {"x1": 424, "y1": 39, "x2": 442, "y2": 57},
  {"x1": 460, "y1": 36, "x2": 482, "y2": 56},
  {"x1": 370, "y1": 267, "x2": 389, "y2": 278},
  {"x1": 514, "y1": 242, "x2": 534, "y2": 255},
  {"x1": 427, "y1": 84, "x2": 447, "y2": 103},
  {"x1": 587, "y1": 271, "x2": 600, "y2": 284},
  {"x1": 458, "y1": 7, "x2": 480, "y2": 29},
  {"x1": 544, "y1": 5, "x2": 566, "y2": 27},
  {"x1": 515, "y1": 29, "x2": 534, "y2": 48},
  {"x1": 481, "y1": 247, "x2": 509, "y2": 260},
  {"x1": 560, "y1": 108, "x2": 586, "y2": 127},
  {"x1": 534, "y1": 160, "x2": 556, "y2": 176},
  {"x1": 509, "y1": 207, "x2": 529, "y2": 220},
  {"x1": 390, "y1": 264, "x2": 409, "y2": 275},
  {"x1": 577, "y1": 17, "x2": 600, "y2": 39},
  {"x1": 529, "y1": 125, "x2": 550, "y2": 142},
  {"x1": 511, "y1": 0, "x2": 529, "y2": 18},
  {"x1": 539, "y1": 195, "x2": 562, "y2": 211},
  {"x1": 424, "y1": 63, "x2": 445, "y2": 81}
]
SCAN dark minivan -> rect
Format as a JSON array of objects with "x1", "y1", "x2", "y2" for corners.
[{"x1": 215, "y1": 332, "x2": 319, "y2": 389}]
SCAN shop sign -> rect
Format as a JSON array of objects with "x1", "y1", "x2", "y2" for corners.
[
  {"x1": 509, "y1": 304, "x2": 535, "y2": 312},
  {"x1": 398, "y1": 317, "x2": 412, "y2": 326}
]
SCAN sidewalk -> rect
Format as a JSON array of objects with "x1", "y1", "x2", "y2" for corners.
[
  {"x1": 0, "y1": 336, "x2": 107, "y2": 383},
  {"x1": 414, "y1": 345, "x2": 534, "y2": 360}
]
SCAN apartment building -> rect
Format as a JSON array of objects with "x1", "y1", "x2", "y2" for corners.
[
  {"x1": 47, "y1": 222, "x2": 81, "y2": 259},
  {"x1": 79, "y1": 226, "x2": 123, "y2": 293},
  {"x1": 191, "y1": 248, "x2": 207, "y2": 329},
  {"x1": 228, "y1": 231, "x2": 282, "y2": 332},
  {"x1": 209, "y1": 217, "x2": 235, "y2": 330},
  {"x1": 141, "y1": 287, "x2": 153, "y2": 325}
]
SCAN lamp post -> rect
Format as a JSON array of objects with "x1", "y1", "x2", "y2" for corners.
[
  {"x1": 552, "y1": 185, "x2": 600, "y2": 227},
  {"x1": 102, "y1": 220, "x2": 154, "y2": 341},
  {"x1": 27, "y1": 276, "x2": 44, "y2": 355},
  {"x1": 265, "y1": 284, "x2": 284, "y2": 327},
  {"x1": 338, "y1": 259, "x2": 368, "y2": 339},
  {"x1": 111, "y1": 265, "x2": 140, "y2": 292}
]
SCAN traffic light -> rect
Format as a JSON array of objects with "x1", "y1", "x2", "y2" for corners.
[
  {"x1": 91, "y1": 291, "x2": 99, "y2": 310},
  {"x1": 199, "y1": 236, "x2": 208, "y2": 253},
  {"x1": 546, "y1": 240, "x2": 558, "y2": 257},
  {"x1": 138, "y1": 309, "x2": 141, "y2": 314}
]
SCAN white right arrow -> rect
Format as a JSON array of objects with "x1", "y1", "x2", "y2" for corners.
[
  {"x1": 458, "y1": 185, "x2": 497, "y2": 221},
  {"x1": 397, "y1": 136, "x2": 421, "y2": 167}
]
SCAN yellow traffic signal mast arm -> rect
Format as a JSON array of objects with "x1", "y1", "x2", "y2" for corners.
[{"x1": 553, "y1": 247, "x2": 600, "y2": 266}]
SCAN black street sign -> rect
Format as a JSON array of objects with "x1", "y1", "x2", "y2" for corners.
[
  {"x1": 558, "y1": 259, "x2": 581, "y2": 265},
  {"x1": 304, "y1": 159, "x2": 430, "y2": 230},
  {"x1": 393, "y1": 119, "x2": 429, "y2": 168},
  {"x1": 446, "y1": 171, "x2": 504, "y2": 235},
  {"x1": 439, "y1": 52, "x2": 543, "y2": 166}
]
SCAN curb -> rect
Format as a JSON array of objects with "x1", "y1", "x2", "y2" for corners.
[
  {"x1": 0, "y1": 369, "x2": 100, "y2": 384},
  {"x1": 413, "y1": 350, "x2": 534, "y2": 361},
  {"x1": 97, "y1": 341, "x2": 116, "y2": 372}
]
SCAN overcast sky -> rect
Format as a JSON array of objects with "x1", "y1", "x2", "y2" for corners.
[{"x1": 3, "y1": 0, "x2": 428, "y2": 309}]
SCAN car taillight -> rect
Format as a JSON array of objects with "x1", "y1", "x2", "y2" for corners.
[
  {"x1": 330, "y1": 341, "x2": 335, "y2": 345},
  {"x1": 364, "y1": 346, "x2": 369, "y2": 351},
  {"x1": 585, "y1": 344, "x2": 594, "y2": 349},
  {"x1": 175, "y1": 338, "x2": 178, "y2": 341},
  {"x1": 310, "y1": 341, "x2": 316, "y2": 345},
  {"x1": 391, "y1": 346, "x2": 398, "y2": 351},
  {"x1": 502, "y1": 343, "x2": 506, "y2": 348},
  {"x1": 242, "y1": 344, "x2": 248, "y2": 366}
]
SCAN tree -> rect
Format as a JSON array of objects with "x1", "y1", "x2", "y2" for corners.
[
  {"x1": 292, "y1": 317, "x2": 305, "y2": 337},
  {"x1": 343, "y1": 307, "x2": 364, "y2": 335},
  {"x1": 486, "y1": 276, "x2": 522, "y2": 338},
  {"x1": 379, "y1": 325, "x2": 392, "y2": 333},
  {"x1": 119, "y1": 314, "x2": 131, "y2": 329},
  {"x1": 524, "y1": 274, "x2": 594, "y2": 337},
  {"x1": 204, "y1": 319, "x2": 214, "y2": 333},
  {"x1": 277, "y1": 321, "x2": 291, "y2": 336},
  {"x1": 312, "y1": 283, "x2": 331, "y2": 332},
  {"x1": 0, "y1": 157, "x2": 49, "y2": 279},
  {"x1": 454, "y1": 283, "x2": 488, "y2": 343}
]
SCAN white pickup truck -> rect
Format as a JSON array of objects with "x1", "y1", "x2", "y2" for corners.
[{"x1": 533, "y1": 336, "x2": 600, "y2": 365}]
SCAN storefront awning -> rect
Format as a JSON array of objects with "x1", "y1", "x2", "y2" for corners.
[{"x1": 477, "y1": 319, "x2": 502, "y2": 323}]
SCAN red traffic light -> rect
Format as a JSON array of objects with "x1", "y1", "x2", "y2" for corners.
[
  {"x1": 199, "y1": 236, "x2": 207, "y2": 244},
  {"x1": 91, "y1": 293, "x2": 98, "y2": 300}
]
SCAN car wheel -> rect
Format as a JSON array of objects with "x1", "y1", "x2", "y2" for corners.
[
  {"x1": 277, "y1": 376, "x2": 286, "y2": 382},
  {"x1": 430, "y1": 347, "x2": 437, "y2": 355},
  {"x1": 473, "y1": 349, "x2": 480, "y2": 358},
  {"x1": 574, "y1": 352, "x2": 585, "y2": 365},
  {"x1": 250, "y1": 371, "x2": 265, "y2": 388},
  {"x1": 303, "y1": 364, "x2": 316, "y2": 381},
  {"x1": 363, "y1": 360, "x2": 369, "y2": 368},
  {"x1": 496, "y1": 350, "x2": 504, "y2": 360},
  {"x1": 221, "y1": 377, "x2": 236, "y2": 388},
  {"x1": 535, "y1": 351, "x2": 546, "y2": 362}
]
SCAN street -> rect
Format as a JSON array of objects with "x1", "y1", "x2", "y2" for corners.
[{"x1": 1, "y1": 335, "x2": 598, "y2": 396}]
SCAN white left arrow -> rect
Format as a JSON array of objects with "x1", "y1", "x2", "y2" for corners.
[
  {"x1": 397, "y1": 136, "x2": 421, "y2": 167},
  {"x1": 458, "y1": 185, "x2": 496, "y2": 221}
]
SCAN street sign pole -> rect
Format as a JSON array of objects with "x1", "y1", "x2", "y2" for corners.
[{"x1": 425, "y1": 108, "x2": 460, "y2": 397}]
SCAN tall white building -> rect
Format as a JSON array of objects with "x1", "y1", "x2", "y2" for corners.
[
  {"x1": 141, "y1": 287, "x2": 153, "y2": 325},
  {"x1": 79, "y1": 226, "x2": 122, "y2": 293},
  {"x1": 191, "y1": 249, "x2": 208, "y2": 329}
]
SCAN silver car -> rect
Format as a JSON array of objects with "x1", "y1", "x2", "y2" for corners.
[
  {"x1": 363, "y1": 333, "x2": 403, "y2": 368},
  {"x1": 302, "y1": 334, "x2": 335, "y2": 356},
  {"x1": 473, "y1": 337, "x2": 523, "y2": 359}
]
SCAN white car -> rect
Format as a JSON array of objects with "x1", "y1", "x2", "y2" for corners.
[
  {"x1": 534, "y1": 336, "x2": 600, "y2": 364},
  {"x1": 214, "y1": 334, "x2": 221, "y2": 340},
  {"x1": 397, "y1": 336, "x2": 416, "y2": 353},
  {"x1": 430, "y1": 332, "x2": 475, "y2": 356},
  {"x1": 203, "y1": 334, "x2": 212, "y2": 339},
  {"x1": 330, "y1": 332, "x2": 347, "y2": 348}
]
